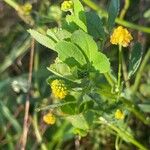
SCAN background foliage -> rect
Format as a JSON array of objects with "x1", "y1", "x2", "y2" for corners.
[{"x1": 0, "y1": 0, "x2": 150, "y2": 150}]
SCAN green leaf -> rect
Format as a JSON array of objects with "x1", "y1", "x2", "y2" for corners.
[
  {"x1": 0, "y1": 102, "x2": 22, "y2": 133},
  {"x1": 144, "y1": 9, "x2": 150, "y2": 20},
  {"x1": 86, "y1": 12, "x2": 105, "y2": 40},
  {"x1": 66, "y1": 111, "x2": 94, "y2": 130},
  {"x1": 0, "y1": 35, "x2": 30, "y2": 73},
  {"x1": 140, "y1": 84, "x2": 150, "y2": 97},
  {"x1": 47, "y1": 28, "x2": 71, "y2": 41},
  {"x1": 73, "y1": 128, "x2": 88, "y2": 137},
  {"x1": 47, "y1": 29, "x2": 59, "y2": 42},
  {"x1": 71, "y1": 30, "x2": 110, "y2": 73},
  {"x1": 71, "y1": 30, "x2": 97, "y2": 60},
  {"x1": 61, "y1": 95, "x2": 76, "y2": 115},
  {"x1": 65, "y1": 0, "x2": 87, "y2": 32},
  {"x1": 66, "y1": 15, "x2": 87, "y2": 32},
  {"x1": 55, "y1": 41, "x2": 86, "y2": 66},
  {"x1": 55, "y1": 29, "x2": 72, "y2": 40},
  {"x1": 108, "y1": 0, "x2": 120, "y2": 31},
  {"x1": 47, "y1": 58, "x2": 77, "y2": 81},
  {"x1": 138, "y1": 104, "x2": 150, "y2": 113},
  {"x1": 91, "y1": 51, "x2": 110, "y2": 73},
  {"x1": 66, "y1": 114, "x2": 89, "y2": 130},
  {"x1": 73, "y1": 0, "x2": 86, "y2": 25},
  {"x1": 48, "y1": 60, "x2": 71, "y2": 76},
  {"x1": 28, "y1": 29, "x2": 56, "y2": 50},
  {"x1": 128, "y1": 42, "x2": 142, "y2": 78}
]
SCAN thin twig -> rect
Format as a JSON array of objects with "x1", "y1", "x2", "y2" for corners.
[{"x1": 19, "y1": 39, "x2": 35, "y2": 150}]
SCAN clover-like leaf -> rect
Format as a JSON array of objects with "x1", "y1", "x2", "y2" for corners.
[{"x1": 71, "y1": 30, "x2": 110, "y2": 73}]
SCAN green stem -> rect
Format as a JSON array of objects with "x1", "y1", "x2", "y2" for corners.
[
  {"x1": 82, "y1": 0, "x2": 107, "y2": 17},
  {"x1": 34, "y1": 43, "x2": 41, "y2": 97},
  {"x1": 104, "y1": 73, "x2": 116, "y2": 87},
  {"x1": 32, "y1": 113, "x2": 48, "y2": 150},
  {"x1": 48, "y1": 121, "x2": 68, "y2": 150},
  {"x1": 108, "y1": 123, "x2": 148, "y2": 150},
  {"x1": 36, "y1": 101, "x2": 77, "y2": 112},
  {"x1": 119, "y1": 0, "x2": 130, "y2": 19},
  {"x1": 118, "y1": 45, "x2": 122, "y2": 91},
  {"x1": 132, "y1": 48, "x2": 150, "y2": 93},
  {"x1": 82, "y1": 0, "x2": 150, "y2": 34},
  {"x1": 3, "y1": 0, "x2": 19, "y2": 11},
  {"x1": 115, "y1": 135, "x2": 120, "y2": 150},
  {"x1": 115, "y1": 18, "x2": 150, "y2": 33},
  {"x1": 3, "y1": 0, "x2": 34, "y2": 26},
  {"x1": 121, "y1": 97, "x2": 150, "y2": 125},
  {"x1": 119, "y1": 1, "x2": 130, "y2": 88},
  {"x1": 98, "y1": 118, "x2": 148, "y2": 150},
  {"x1": 122, "y1": 54, "x2": 130, "y2": 87}
]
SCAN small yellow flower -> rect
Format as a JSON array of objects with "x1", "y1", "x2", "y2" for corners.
[
  {"x1": 115, "y1": 109, "x2": 125, "y2": 120},
  {"x1": 51, "y1": 79, "x2": 68, "y2": 99},
  {"x1": 43, "y1": 113, "x2": 56, "y2": 125},
  {"x1": 61, "y1": 0, "x2": 73, "y2": 12},
  {"x1": 21, "y1": 3, "x2": 32, "y2": 15},
  {"x1": 110, "y1": 26, "x2": 133, "y2": 47}
]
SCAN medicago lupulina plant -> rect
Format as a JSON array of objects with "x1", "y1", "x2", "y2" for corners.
[{"x1": 29, "y1": 0, "x2": 149, "y2": 149}]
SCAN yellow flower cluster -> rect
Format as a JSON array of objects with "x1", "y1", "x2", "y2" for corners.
[
  {"x1": 110, "y1": 26, "x2": 133, "y2": 47},
  {"x1": 115, "y1": 109, "x2": 125, "y2": 120},
  {"x1": 61, "y1": 0, "x2": 73, "y2": 12},
  {"x1": 43, "y1": 113, "x2": 56, "y2": 125},
  {"x1": 21, "y1": 3, "x2": 32, "y2": 15},
  {"x1": 51, "y1": 79, "x2": 68, "y2": 99}
]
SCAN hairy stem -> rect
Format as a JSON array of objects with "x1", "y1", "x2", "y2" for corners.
[{"x1": 118, "y1": 45, "x2": 122, "y2": 91}]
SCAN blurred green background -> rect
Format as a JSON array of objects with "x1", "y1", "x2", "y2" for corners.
[{"x1": 0, "y1": 0, "x2": 150, "y2": 149}]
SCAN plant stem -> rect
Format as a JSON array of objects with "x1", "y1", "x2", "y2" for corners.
[
  {"x1": 3, "y1": 0, "x2": 34, "y2": 26},
  {"x1": 115, "y1": 18, "x2": 150, "y2": 33},
  {"x1": 108, "y1": 123, "x2": 148, "y2": 150},
  {"x1": 36, "y1": 101, "x2": 77, "y2": 112},
  {"x1": 3, "y1": 0, "x2": 19, "y2": 11},
  {"x1": 115, "y1": 135, "x2": 120, "y2": 150},
  {"x1": 98, "y1": 118, "x2": 148, "y2": 150},
  {"x1": 32, "y1": 113, "x2": 48, "y2": 150},
  {"x1": 48, "y1": 121, "x2": 68, "y2": 150},
  {"x1": 132, "y1": 48, "x2": 150, "y2": 93},
  {"x1": 121, "y1": 97, "x2": 150, "y2": 125},
  {"x1": 104, "y1": 73, "x2": 116, "y2": 87},
  {"x1": 122, "y1": 54, "x2": 130, "y2": 87},
  {"x1": 119, "y1": 0, "x2": 130, "y2": 88},
  {"x1": 82, "y1": 0, "x2": 150, "y2": 34},
  {"x1": 20, "y1": 39, "x2": 35, "y2": 150},
  {"x1": 119, "y1": 0, "x2": 130, "y2": 19},
  {"x1": 118, "y1": 45, "x2": 122, "y2": 91}
]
